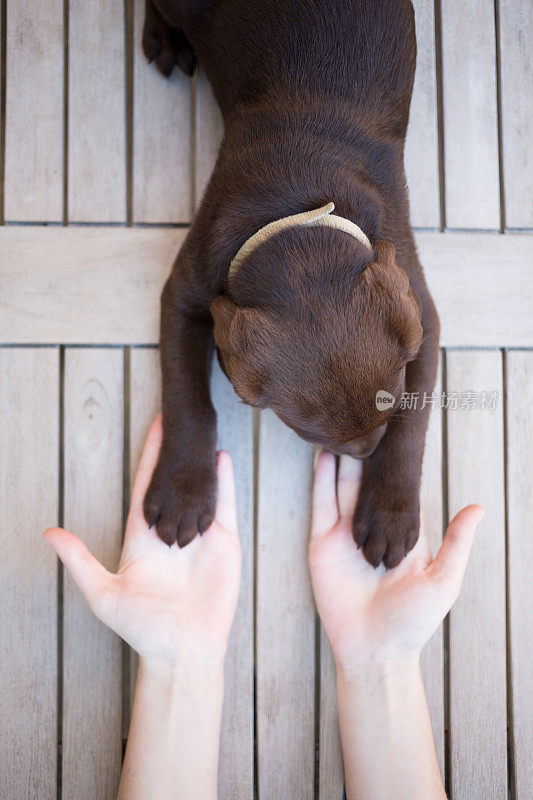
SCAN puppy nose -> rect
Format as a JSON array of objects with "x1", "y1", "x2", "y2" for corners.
[
  {"x1": 335, "y1": 440, "x2": 375, "y2": 459},
  {"x1": 345, "y1": 441, "x2": 378, "y2": 459},
  {"x1": 339, "y1": 424, "x2": 388, "y2": 459}
]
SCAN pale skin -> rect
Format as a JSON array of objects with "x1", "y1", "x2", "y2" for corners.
[
  {"x1": 310, "y1": 451, "x2": 484, "y2": 800},
  {"x1": 44, "y1": 417, "x2": 483, "y2": 800}
]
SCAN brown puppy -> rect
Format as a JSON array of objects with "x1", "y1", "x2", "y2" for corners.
[{"x1": 142, "y1": 0, "x2": 439, "y2": 568}]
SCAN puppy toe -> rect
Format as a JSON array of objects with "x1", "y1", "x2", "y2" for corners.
[
  {"x1": 157, "y1": 519, "x2": 178, "y2": 547},
  {"x1": 156, "y1": 48, "x2": 177, "y2": 77},
  {"x1": 142, "y1": 29, "x2": 162, "y2": 63},
  {"x1": 198, "y1": 512, "x2": 214, "y2": 534},
  {"x1": 404, "y1": 524, "x2": 419, "y2": 555},
  {"x1": 173, "y1": 30, "x2": 196, "y2": 76},
  {"x1": 363, "y1": 532, "x2": 388, "y2": 569},
  {"x1": 177, "y1": 513, "x2": 199, "y2": 548},
  {"x1": 352, "y1": 519, "x2": 370, "y2": 550},
  {"x1": 383, "y1": 539, "x2": 406, "y2": 570},
  {"x1": 143, "y1": 494, "x2": 162, "y2": 529}
]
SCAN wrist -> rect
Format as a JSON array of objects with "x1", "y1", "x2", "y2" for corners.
[
  {"x1": 139, "y1": 653, "x2": 225, "y2": 687},
  {"x1": 335, "y1": 651, "x2": 421, "y2": 685}
]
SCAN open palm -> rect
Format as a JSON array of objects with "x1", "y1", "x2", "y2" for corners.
[
  {"x1": 44, "y1": 416, "x2": 241, "y2": 666},
  {"x1": 309, "y1": 452, "x2": 483, "y2": 668}
]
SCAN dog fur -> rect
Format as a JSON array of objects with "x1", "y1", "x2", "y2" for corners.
[{"x1": 142, "y1": 0, "x2": 440, "y2": 569}]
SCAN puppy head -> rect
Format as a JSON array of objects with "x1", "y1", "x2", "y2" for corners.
[{"x1": 212, "y1": 232, "x2": 422, "y2": 456}]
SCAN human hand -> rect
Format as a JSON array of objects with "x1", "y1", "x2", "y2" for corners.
[
  {"x1": 44, "y1": 416, "x2": 241, "y2": 670},
  {"x1": 309, "y1": 452, "x2": 483, "y2": 670}
]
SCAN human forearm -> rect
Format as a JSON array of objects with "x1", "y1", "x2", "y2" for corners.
[
  {"x1": 337, "y1": 658, "x2": 446, "y2": 800},
  {"x1": 118, "y1": 658, "x2": 225, "y2": 800}
]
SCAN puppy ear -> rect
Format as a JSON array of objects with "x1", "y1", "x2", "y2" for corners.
[
  {"x1": 211, "y1": 296, "x2": 268, "y2": 407},
  {"x1": 363, "y1": 241, "x2": 409, "y2": 294},
  {"x1": 211, "y1": 295, "x2": 250, "y2": 354},
  {"x1": 363, "y1": 241, "x2": 423, "y2": 359}
]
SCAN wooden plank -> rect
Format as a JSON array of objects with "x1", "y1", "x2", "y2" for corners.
[
  {"x1": 0, "y1": 227, "x2": 184, "y2": 345},
  {"x1": 446, "y1": 350, "x2": 507, "y2": 799},
  {"x1": 4, "y1": 0, "x2": 63, "y2": 221},
  {"x1": 68, "y1": 0, "x2": 126, "y2": 221},
  {"x1": 211, "y1": 362, "x2": 254, "y2": 800},
  {"x1": 256, "y1": 410, "x2": 315, "y2": 799},
  {"x1": 414, "y1": 232, "x2": 533, "y2": 347},
  {"x1": 0, "y1": 0, "x2": 2, "y2": 220},
  {"x1": 127, "y1": 346, "x2": 161, "y2": 726},
  {"x1": 405, "y1": 0, "x2": 440, "y2": 228},
  {"x1": 132, "y1": 0, "x2": 192, "y2": 223},
  {"x1": 499, "y1": 0, "x2": 533, "y2": 229},
  {"x1": 319, "y1": 625, "x2": 344, "y2": 800},
  {"x1": 129, "y1": 349, "x2": 161, "y2": 487},
  {"x1": 194, "y1": 67, "x2": 223, "y2": 207},
  {"x1": 1, "y1": 228, "x2": 532, "y2": 347},
  {"x1": 419, "y1": 355, "x2": 444, "y2": 777},
  {"x1": 441, "y1": 0, "x2": 500, "y2": 229},
  {"x1": 62, "y1": 348, "x2": 124, "y2": 800},
  {"x1": 0, "y1": 348, "x2": 59, "y2": 797},
  {"x1": 505, "y1": 351, "x2": 533, "y2": 798}
]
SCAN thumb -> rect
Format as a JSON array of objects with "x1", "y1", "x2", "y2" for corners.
[
  {"x1": 311, "y1": 450, "x2": 338, "y2": 538},
  {"x1": 426, "y1": 505, "x2": 484, "y2": 595},
  {"x1": 212, "y1": 450, "x2": 238, "y2": 534},
  {"x1": 43, "y1": 528, "x2": 115, "y2": 616}
]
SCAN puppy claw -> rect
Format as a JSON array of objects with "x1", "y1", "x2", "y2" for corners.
[
  {"x1": 145, "y1": 506, "x2": 161, "y2": 530},
  {"x1": 142, "y1": 1, "x2": 196, "y2": 78},
  {"x1": 198, "y1": 513, "x2": 213, "y2": 534},
  {"x1": 384, "y1": 540, "x2": 407, "y2": 570},
  {"x1": 363, "y1": 537, "x2": 387, "y2": 569}
]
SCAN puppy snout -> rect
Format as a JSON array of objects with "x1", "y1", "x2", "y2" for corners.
[
  {"x1": 339, "y1": 423, "x2": 388, "y2": 459},
  {"x1": 340, "y1": 440, "x2": 378, "y2": 459}
]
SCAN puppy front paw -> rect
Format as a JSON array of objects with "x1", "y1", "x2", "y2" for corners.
[
  {"x1": 143, "y1": 452, "x2": 216, "y2": 547},
  {"x1": 142, "y1": 0, "x2": 196, "y2": 77},
  {"x1": 352, "y1": 490, "x2": 420, "y2": 569}
]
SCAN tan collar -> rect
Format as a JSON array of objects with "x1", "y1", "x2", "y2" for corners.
[{"x1": 228, "y1": 202, "x2": 372, "y2": 279}]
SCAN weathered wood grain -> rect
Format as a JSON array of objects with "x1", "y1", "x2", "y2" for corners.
[
  {"x1": 256, "y1": 410, "x2": 316, "y2": 800},
  {"x1": 132, "y1": 0, "x2": 192, "y2": 223},
  {"x1": 68, "y1": 0, "x2": 126, "y2": 221},
  {"x1": 62, "y1": 347, "x2": 124, "y2": 800},
  {"x1": 0, "y1": 227, "x2": 184, "y2": 345},
  {"x1": 499, "y1": 0, "x2": 533, "y2": 229},
  {"x1": 1, "y1": 228, "x2": 532, "y2": 347},
  {"x1": 446, "y1": 350, "x2": 507, "y2": 799},
  {"x1": 319, "y1": 625, "x2": 344, "y2": 800},
  {"x1": 126, "y1": 347, "x2": 161, "y2": 731},
  {"x1": 441, "y1": 0, "x2": 500, "y2": 229},
  {"x1": 419, "y1": 356, "x2": 444, "y2": 777},
  {"x1": 129, "y1": 350, "x2": 161, "y2": 490},
  {"x1": 0, "y1": 348, "x2": 59, "y2": 798},
  {"x1": 505, "y1": 351, "x2": 533, "y2": 798},
  {"x1": 405, "y1": 0, "x2": 440, "y2": 228},
  {"x1": 4, "y1": 0, "x2": 64, "y2": 221},
  {"x1": 211, "y1": 363, "x2": 255, "y2": 800}
]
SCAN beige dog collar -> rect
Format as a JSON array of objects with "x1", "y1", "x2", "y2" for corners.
[{"x1": 228, "y1": 202, "x2": 372, "y2": 278}]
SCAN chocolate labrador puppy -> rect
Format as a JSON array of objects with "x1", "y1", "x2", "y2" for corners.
[{"x1": 142, "y1": 0, "x2": 439, "y2": 568}]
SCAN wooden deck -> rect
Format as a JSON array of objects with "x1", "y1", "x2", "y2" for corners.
[{"x1": 0, "y1": 1, "x2": 532, "y2": 799}]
